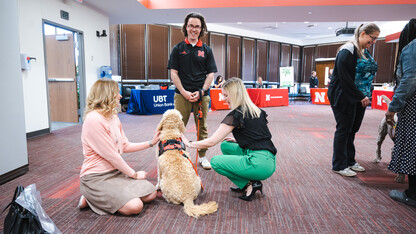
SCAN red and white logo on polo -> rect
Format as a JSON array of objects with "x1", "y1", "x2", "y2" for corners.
[
  {"x1": 181, "y1": 51, "x2": 187, "y2": 54},
  {"x1": 198, "y1": 51, "x2": 204, "y2": 57}
]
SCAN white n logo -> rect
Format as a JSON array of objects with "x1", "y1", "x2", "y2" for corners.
[
  {"x1": 219, "y1": 93, "x2": 225, "y2": 101},
  {"x1": 314, "y1": 92, "x2": 326, "y2": 102},
  {"x1": 377, "y1": 95, "x2": 383, "y2": 106},
  {"x1": 266, "y1": 94, "x2": 271, "y2": 101}
]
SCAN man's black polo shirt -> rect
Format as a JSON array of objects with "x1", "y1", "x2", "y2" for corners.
[{"x1": 168, "y1": 38, "x2": 217, "y2": 93}]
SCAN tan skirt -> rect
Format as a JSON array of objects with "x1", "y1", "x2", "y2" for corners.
[{"x1": 80, "y1": 170, "x2": 156, "y2": 215}]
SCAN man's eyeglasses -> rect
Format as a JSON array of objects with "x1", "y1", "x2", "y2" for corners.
[
  {"x1": 187, "y1": 24, "x2": 201, "y2": 30},
  {"x1": 368, "y1": 34, "x2": 378, "y2": 42}
]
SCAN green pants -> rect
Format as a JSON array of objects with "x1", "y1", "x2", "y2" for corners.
[
  {"x1": 174, "y1": 93, "x2": 210, "y2": 158},
  {"x1": 211, "y1": 141, "x2": 276, "y2": 189}
]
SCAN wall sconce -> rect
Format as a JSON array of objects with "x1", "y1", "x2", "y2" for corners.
[{"x1": 96, "y1": 30, "x2": 107, "y2": 37}]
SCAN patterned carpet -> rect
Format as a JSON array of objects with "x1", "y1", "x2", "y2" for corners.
[{"x1": 1, "y1": 103, "x2": 415, "y2": 233}]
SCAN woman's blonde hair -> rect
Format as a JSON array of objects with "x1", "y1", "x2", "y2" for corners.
[
  {"x1": 352, "y1": 23, "x2": 380, "y2": 58},
  {"x1": 222, "y1": 77, "x2": 261, "y2": 118},
  {"x1": 84, "y1": 78, "x2": 120, "y2": 119}
]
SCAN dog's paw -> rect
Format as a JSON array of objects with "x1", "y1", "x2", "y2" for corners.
[
  {"x1": 395, "y1": 174, "x2": 405, "y2": 183},
  {"x1": 372, "y1": 157, "x2": 381, "y2": 164}
]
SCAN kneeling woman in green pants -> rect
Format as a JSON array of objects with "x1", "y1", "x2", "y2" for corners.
[{"x1": 183, "y1": 77, "x2": 277, "y2": 201}]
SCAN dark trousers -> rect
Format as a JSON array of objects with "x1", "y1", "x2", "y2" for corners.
[{"x1": 331, "y1": 100, "x2": 366, "y2": 171}]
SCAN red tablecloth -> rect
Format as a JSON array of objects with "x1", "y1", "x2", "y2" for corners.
[
  {"x1": 210, "y1": 88, "x2": 229, "y2": 111},
  {"x1": 246, "y1": 88, "x2": 289, "y2": 107},
  {"x1": 310, "y1": 88, "x2": 330, "y2": 105},
  {"x1": 371, "y1": 89, "x2": 394, "y2": 111}
]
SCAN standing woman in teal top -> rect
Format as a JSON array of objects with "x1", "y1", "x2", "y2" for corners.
[
  {"x1": 328, "y1": 23, "x2": 380, "y2": 177},
  {"x1": 182, "y1": 77, "x2": 277, "y2": 201}
]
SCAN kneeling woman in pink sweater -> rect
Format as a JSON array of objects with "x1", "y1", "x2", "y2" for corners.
[{"x1": 78, "y1": 78, "x2": 159, "y2": 215}]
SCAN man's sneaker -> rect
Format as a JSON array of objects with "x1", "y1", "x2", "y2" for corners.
[
  {"x1": 333, "y1": 168, "x2": 357, "y2": 177},
  {"x1": 199, "y1": 157, "x2": 211, "y2": 170},
  {"x1": 349, "y1": 163, "x2": 365, "y2": 172}
]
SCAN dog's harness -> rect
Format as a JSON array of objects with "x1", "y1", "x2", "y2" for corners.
[
  {"x1": 158, "y1": 138, "x2": 187, "y2": 158},
  {"x1": 158, "y1": 138, "x2": 203, "y2": 189}
]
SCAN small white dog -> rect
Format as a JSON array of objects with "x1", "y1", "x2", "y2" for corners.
[
  {"x1": 373, "y1": 95, "x2": 404, "y2": 183},
  {"x1": 155, "y1": 109, "x2": 218, "y2": 218}
]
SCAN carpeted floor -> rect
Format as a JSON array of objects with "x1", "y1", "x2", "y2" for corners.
[{"x1": 1, "y1": 103, "x2": 415, "y2": 233}]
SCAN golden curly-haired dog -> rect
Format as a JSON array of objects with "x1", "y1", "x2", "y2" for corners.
[{"x1": 156, "y1": 109, "x2": 218, "y2": 218}]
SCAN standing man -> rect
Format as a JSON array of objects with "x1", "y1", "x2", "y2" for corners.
[
  {"x1": 168, "y1": 12, "x2": 217, "y2": 170},
  {"x1": 309, "y1": 71, "x2": 319, "y2": 89}
]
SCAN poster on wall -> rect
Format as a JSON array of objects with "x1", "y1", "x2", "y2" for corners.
[{"x1": 279, "y1": 67, "x2": 294, "y2": 87}]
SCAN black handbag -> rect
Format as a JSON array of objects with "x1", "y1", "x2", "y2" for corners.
[{"x1": 2, "y1": 186, "x2": 47, "y2": 234}]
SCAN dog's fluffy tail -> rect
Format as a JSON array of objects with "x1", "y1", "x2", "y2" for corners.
[
  {"x1": 381, "y1": 95, "x2": 391, "y2": 106},
  {"x1": 183, "y1": 198, "x2": 218, "y2": 218}
]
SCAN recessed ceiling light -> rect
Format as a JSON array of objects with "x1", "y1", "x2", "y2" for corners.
[
  {"x1": 308, "y1": 12, "x2": 312, "y2": 14},
  {"x1": 306, "y1": 35, "x2": 310, "y2": 37},
  {"x1": 328, "y1": 27, "x2": 333, "y2": 30},
  {"x1": 304, "y1": 21, "x2": 309, "y2": 24},
  {"x1": 237, "y1": 22, "x2": 242, "y2": 24}
]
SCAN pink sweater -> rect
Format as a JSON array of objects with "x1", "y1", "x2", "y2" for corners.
[{"x1": 80, "y1": 111, "x2": 136, "y2": 178}]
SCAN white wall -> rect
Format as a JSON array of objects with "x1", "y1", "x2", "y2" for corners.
[
  {"x1": 18, "y1": 0, "x2": 110, "y2": 133},
  {"x1": 0, "y1": 1, "x2": 28, "y2": 175}
]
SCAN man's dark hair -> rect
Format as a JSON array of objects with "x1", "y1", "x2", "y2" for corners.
[{"x1": 182, "y1": 12, "x2": 207, "y2": 39}]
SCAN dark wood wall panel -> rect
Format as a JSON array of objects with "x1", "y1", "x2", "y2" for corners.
[
  {"x1": 268, "y1": 42, "x2": 280, "y2": 83},
  {"x1": 257, "y1": 40, "x2": 267, "y2": 81},
  {"x1": 317, "y1": 43, "x2": 342, "y2": 58},
  {"x1": 242, "y1": 38, "x2": 255, "y2": 81},
  {"x1": 210, "y1": 33, "x2": 226, "y2": 80},
  {"x1": 170, "y1": 27, "x2": 183, "y2": 50},
  {"x1": 120, "y1": 24, "x2": 145, "y2": 80},
  {"x1": 292, "y1": 46, "x2": 300, "y2": 83},
  {"x1": 227, "y1": 35, "x2": 241, "y2": 79},
  {"x1": 281, "y1": 44, "x2": 291, "y2": 67},
  {"x1": 302, "y1": 47, "x2": 315, "y2": 83},
  {"x1": 115, "y1": 23, "x2": 399, "y2": 87},
  {"x1": 148, "y1": 25, "x2": 168, "y2": 80},
  {"x1": 373, "y1": 40, "x2": 396, "y2": 84}
]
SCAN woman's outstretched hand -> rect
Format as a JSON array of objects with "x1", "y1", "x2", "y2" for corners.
[
  {"x1": 151, "y1": 131, "x2": 161, "y2": 146},
  {"x1": 181, "y1": 134, "x2": 191, "y2": 148}
]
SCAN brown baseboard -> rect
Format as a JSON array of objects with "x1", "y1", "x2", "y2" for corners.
[
  {"x1": 26, "y1": 128, "x2": 50, "y2": 139},
  {"x1": 0, "y1": 164, "x2": 29, "y2": 185}
]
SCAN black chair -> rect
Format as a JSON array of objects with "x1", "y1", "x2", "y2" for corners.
[{"x1": 120, "y1": 85, "x2": 135, "y2": 111}]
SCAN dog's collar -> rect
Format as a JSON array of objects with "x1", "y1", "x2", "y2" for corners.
[{"x1": 158, "y1": 138, "x2": 187, "y2": 158}]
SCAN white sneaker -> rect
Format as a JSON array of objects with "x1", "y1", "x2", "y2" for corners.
[
  {"x1": 199, "y1": 157, "x2": 211, "y2": 170},
  {"x1": 350, "y1": 163, "x2": 365, "y2": 172},
  {"x1": 333, "y1": 168, "x2": 357, "y2": 177}
]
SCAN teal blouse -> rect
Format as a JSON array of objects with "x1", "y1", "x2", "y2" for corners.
[{"x1": 354, "y1": 49, "x2": 378, "y2": 97}]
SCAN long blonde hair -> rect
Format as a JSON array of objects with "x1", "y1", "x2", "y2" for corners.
[
  {"x1": 222, "y1": 77, "x2": 261, "y2": 118},
  {"x1": 352, "y1": 23, "x2": 380, "y2": 58},
  {"x1": 84, "y1": 78, "x2": 119, "y2": 119}
]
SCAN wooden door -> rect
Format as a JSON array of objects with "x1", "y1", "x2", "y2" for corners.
[
  {"x1": 316, "y1": 61, "x2": 335, "y2": 88},
  {"x1": 45, "y1": 34, "x2": 78, "y2": 123}
]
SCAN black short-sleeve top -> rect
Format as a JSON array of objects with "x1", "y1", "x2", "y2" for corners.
[
  {"x1": 221, "y1": 108, "x2": 277, "y2": 155},
  {"x1": 168, "y1": 38, "x2": 217, "y2": 93}
]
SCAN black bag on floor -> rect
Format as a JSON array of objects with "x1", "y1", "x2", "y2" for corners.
[{"x1": 2, "y1": 186, "x2": 47, "y2": 234}]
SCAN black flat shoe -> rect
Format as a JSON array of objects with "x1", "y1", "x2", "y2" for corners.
[
  {"x1": 390, "y1": 190, "x2": 416, "y2": 207},
  {"x1": 230, "y1": 182, "x2": 249, "y2": 193},
  {"x1": 238, "y1": 181, "x2": 263, "y2": 201}
]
